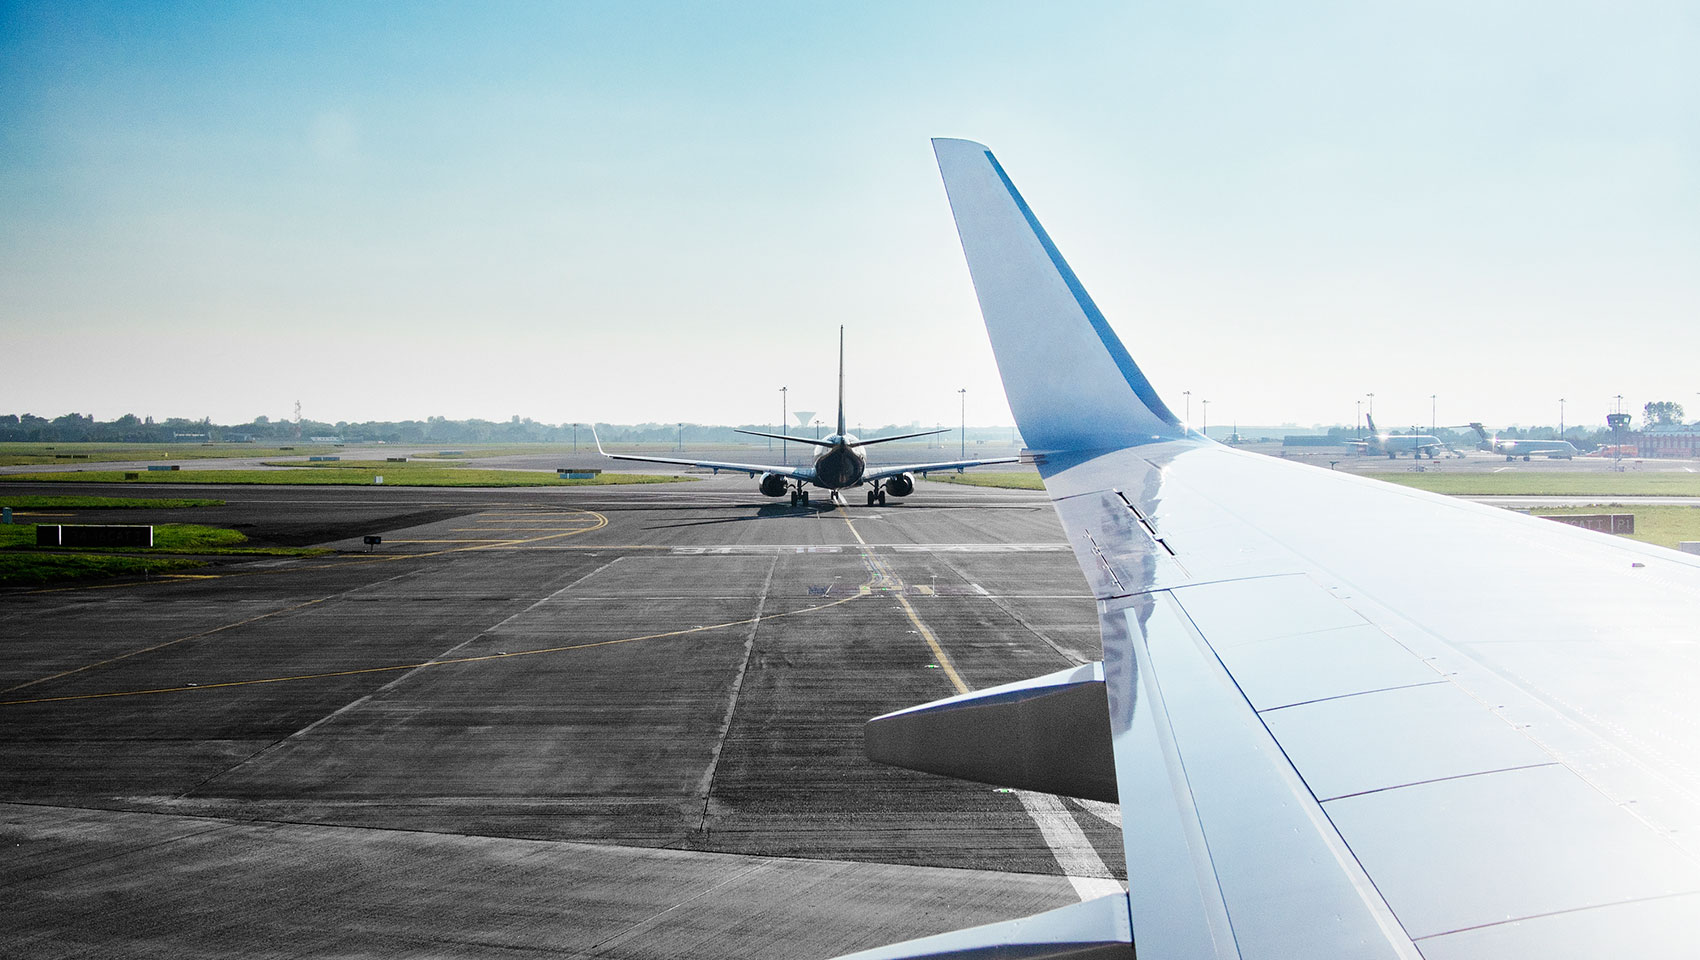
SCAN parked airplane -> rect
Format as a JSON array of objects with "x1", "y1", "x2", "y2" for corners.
[
  {"x1": 594, "y1": 327, "x2": 1015, "y2": 505},
  {"x1": 1346, "y1": 414, "x2": 1449, "y2": 458},
  {"x1": 1469, "y1": 421, "x2": 1577, "y2": 460},
  {"x1": 836, "y1": 140, "x2": 1700, "y2": 959}
]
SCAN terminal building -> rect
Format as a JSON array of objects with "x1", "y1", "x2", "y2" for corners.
[{"x1": 1637, "y1": 423, "x2": 1700, "y2": 458}]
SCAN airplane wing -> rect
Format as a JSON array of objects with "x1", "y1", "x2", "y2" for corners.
[
  {"x1": 591, "y1": 428, "x2": 809, "y2": 479},
  {"x1": 837, "y1": 140, "x2": 1700, "y2": 958},
  {"x1": 863, "y1": 456, "x2": 1019, "y2": 482}
]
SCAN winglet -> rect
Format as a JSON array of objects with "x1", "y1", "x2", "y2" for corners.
[
  {"x1": 590, "y1": 424, "x2": 612, "y2": 458},
  {"x1": 933, "y1": 139, "x2": 1186, "y2": 453}
]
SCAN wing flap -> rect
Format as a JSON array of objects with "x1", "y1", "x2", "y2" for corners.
[
  {"x1": 865, "y1": 662, "x2": 1116, "y2": 802},
  {"x1": 831, "y1": 892, "x2": 1133, "y2": 960}
]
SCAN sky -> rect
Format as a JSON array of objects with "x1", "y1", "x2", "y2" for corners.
[{"x1": 2, "y1": 1, "x2": 1695, "y2": 433}]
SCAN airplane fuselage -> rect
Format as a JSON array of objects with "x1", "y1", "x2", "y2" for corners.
[
  {"x1": 810, "y1": 435, "x2": 866, "y2": 488},
  {"x1": 1487, "y1": 438, "x2": 1576, "y2": 459}
]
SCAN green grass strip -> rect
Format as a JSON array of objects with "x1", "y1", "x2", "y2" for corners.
[
  {"x1": 0, "y1": 523, "x2": 327, "y2": 557},
  {"x1": 0, "y1": 553, "x2": 206, "y2": 586},
  {"x1": 1364, "y1": 472, "x2": 1700, "y2": 497},
  {"x1": 0, "y1": 496, "x2": 224, "y2": 509},
  {"x1": 0, "y1": 443, "x2": 341, "y2": 466},
  {"x1": 0, "y1": 468, "x2": 692, "y2": 487},
  {"x1": 926, "y1": 471, "x2": 1045, "y2": 491}
]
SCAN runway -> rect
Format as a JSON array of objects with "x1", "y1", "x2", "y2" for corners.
[{"x1": 1, "y1": 476, "x2": 1122, "y2": 958}]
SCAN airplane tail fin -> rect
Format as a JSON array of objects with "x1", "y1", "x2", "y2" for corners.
[
  {"x1": 1468, "y1": 422, "x2": 1489, "y2": 441},
  {"x1": 836, "y1": 325, "x2": 847, "y2": 438},
  {"x1": 1366, "y1": 413, "x2": 1378, "y2": 435},
  {"x1": 932, "y1": 139, "x2": 1186, "y2": 453}
]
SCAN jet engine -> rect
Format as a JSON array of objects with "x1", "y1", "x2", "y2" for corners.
[
  {"x1": 885, "y1": 472, "x2": 915, "y2": 497},
  {"x1": 758, "y1": 473, "x2": 789, "y2": 497}
]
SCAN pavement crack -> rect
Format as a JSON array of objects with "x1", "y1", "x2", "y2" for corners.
[
  {"x1": 175, "y1": 556, "x2": 627, "y2": 799},
  {"x1": 694, "y1": 552, "x2": 777, "y2": 832}
]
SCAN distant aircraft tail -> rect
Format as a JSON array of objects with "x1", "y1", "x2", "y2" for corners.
[
  {"x1": 932, "y1": 138, "x2": 1186, "y2": 453},
  {"x1": 1468, "y1": 422, "x2": 1489, "y2": 441},
  {"x1": 836, "y1": 325, "x2": 847, "y2": 438},
  {"x1": 1366, "y1": 413, "x2": 1379, "y2": 435}
]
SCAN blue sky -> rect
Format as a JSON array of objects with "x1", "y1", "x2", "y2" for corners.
[{"x1": 3, "y1": 1, "x2": 1695, "y2": 432}]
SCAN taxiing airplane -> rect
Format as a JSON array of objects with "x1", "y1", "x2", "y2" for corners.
[
  {"x1": 1346, "y1": 414, "x2": 1450, "y2": 458},
  {"x1": 835, "y1": 140, "x2": 1700, "y2": 959},
  {"x1": 1469, "y1": 421, "x2": 1577, "y2": 460},
  {"x1": 594, "y1": 327, "x2": 1016, "y2": 505}
]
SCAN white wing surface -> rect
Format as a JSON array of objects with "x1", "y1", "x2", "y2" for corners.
[{"x1": 841, "y1": 140, "x2": 1700, "y2": 959}]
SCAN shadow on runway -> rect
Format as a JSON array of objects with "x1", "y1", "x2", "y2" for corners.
[{"x1": 642, "y1": 501, "x2": 847, "y2": 529}]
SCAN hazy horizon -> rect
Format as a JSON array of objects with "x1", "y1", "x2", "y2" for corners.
[{"x1": 5, "y1": 2, "x2": 1694, "y2": 432}]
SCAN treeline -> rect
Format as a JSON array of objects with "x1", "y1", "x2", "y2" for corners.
[{"x1": 0, "y1": 413, "x2": 994, "y2": 445}]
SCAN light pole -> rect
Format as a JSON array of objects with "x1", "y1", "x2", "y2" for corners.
[
  {"x1": 1430, "y1": 395, "x2": 1436, "y2": 435},
  {"x1": 1201, "y1": 399, "x2": 1210, "y2": 439},
  {"x1": 1356, "y1": 399, "x2": 1362, "y2": 439},
  {"x1": 1367, "y1": 392, "x2": 1375, "y2": 425},
  {"x1": 814, "y1": 419, "x2": 822, "y2": 440},
  {"x1": 1559, "y1": 398, "x2": 1566, "y2": 438},
  {"x1": 1183, "y1": 390, "x2": 1192, "y2": 431},
  {"x1": 573, "y1": 422, "x2": 579, "y2": 453},
  {"x1": 779, "y1": 386, "x2": 788, "y2": 465},
  {"x1": 958, "y1": 388, "x2": 967, "y2": 458},
  {"x1": 677, "y1": 422, "x2": 683, "y2": 453}
]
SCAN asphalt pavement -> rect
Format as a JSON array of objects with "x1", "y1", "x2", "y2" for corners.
[{"x1": 1, "y1": 475, "x2": 1121, "y2": 959}]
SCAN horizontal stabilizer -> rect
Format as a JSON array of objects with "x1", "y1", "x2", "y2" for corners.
[
  {"x1": 832, "y1": 891, "x2": 1132, "y2": 960},
  {"x1": 733, "y1": 428, "x2": 835, "y2": 448},
  {"x1": 865, "y1": 662, "x2": 1115, "y2": 802}
]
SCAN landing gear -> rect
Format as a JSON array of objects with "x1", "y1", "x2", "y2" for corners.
[
  {"x1": 866, "y1": 484, "x2": 887, "y2": 506},
  {"x1": 790, "y1": 483, "x2": 810, "y2": 506}
]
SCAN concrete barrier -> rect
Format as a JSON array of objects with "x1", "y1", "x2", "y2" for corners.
[
  {"x1": 36, "y1": 525, "x2": 154, "y2": 547},
  {"x1": 1542, "y1": 514, "x2": 1634, "y2": 534}
]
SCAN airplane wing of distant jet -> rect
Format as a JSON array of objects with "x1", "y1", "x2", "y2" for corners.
[
  {"x1": 591, "y1": 427, "x2": 810, "y2": 479},
  {"x1": 835, "y1": 140, "x2": 1700, "y2": 959},
  {"x1": 862, "y1": 456, "x2": 1018, "y2": 482}
]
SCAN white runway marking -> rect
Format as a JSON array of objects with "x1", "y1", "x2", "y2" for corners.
[
  {"x1": 1015, "y1": 790, "x2": 1123, "y2": 900},
  {"x1": 1074, "y1": 798, "x2": 1122, "y2": 828}
]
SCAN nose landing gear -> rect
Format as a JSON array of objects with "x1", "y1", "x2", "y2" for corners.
[
  {"x1": 865, "y1": 482, "x2": 887, "y2": 506},
  {"x1": 790, "y1": 482, "x2": 811, "y2": 506}
]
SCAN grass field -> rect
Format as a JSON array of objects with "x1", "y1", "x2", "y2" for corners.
[
  {"x1": 0, "y1": 523, "x2": 327, "y2": 556},
  {"x1": 0, "y1": 466, "x2": 691, "y2": 487},
  {"x1": 0, "y1": 495, "x2": 225, "y2": 509},
  {"x1": 1364, "y1": 472, "x2": 1700, "y2": 497},
  {"x1": 0, "y1": 442, "x2": 338, "y2": 466},
  {"x1": 926, "y1": 471, "x2": 1044, "y2": 491},
  {"x1": 0, "y1": 521, "x2": 330, "y2": 585},
  {"x1": 0, "y1": 553, "x2": 206, "y2": 586}
]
